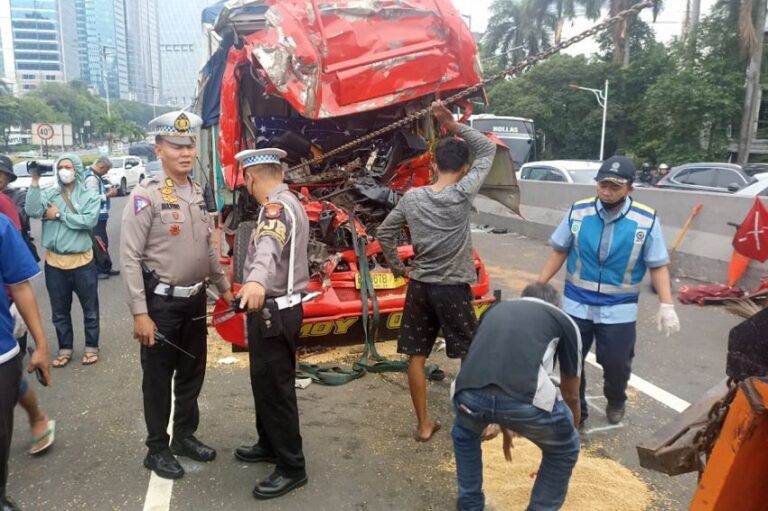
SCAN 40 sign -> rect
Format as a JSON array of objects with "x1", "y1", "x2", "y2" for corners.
[{"x1": 36, "y1": 123, "x2": 55, "y2": 141}]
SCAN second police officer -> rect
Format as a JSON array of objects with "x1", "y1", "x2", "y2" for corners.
[
  {"x1": 233, "y1": 148, "x2": 310, "y2": 500},
  {"x1": 120, "y1": 111, "x2": 234, "y2": 480}
]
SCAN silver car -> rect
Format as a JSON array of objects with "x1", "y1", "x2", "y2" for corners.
[
  {"x1": 518, "y1": 160, "x2": 602, "y2": 184},
  {"x1": 655, "y1": 162, "x2": 756, "y2": 193}
]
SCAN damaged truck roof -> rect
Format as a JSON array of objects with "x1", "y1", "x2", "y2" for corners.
[{"x1": 216, "y1": 0, "x2": 483, "y2": 119}]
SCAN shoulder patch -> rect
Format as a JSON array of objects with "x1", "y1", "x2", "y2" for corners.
[
  {"x1": 133, "y1": 195, "x2": 151, "y2": 215},
  {"x1": 264, "y1": 202, "x2": 284, "y2": 219},
  {"x1": 256, "y1": 218, "x2": 288, "y2": 245}
]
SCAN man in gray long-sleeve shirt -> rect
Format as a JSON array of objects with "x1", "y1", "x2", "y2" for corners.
[{"x1": 377, "y1": 101, "x2": 496, "y2": 442}]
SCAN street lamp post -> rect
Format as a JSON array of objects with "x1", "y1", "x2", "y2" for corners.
[{"x1": 567, "y1": 80, "x2": 609, "y2": 161}]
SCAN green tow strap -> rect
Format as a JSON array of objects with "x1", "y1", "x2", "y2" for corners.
[{"x1": 297, "y1": 217, "x2": 444, "y2": 385}]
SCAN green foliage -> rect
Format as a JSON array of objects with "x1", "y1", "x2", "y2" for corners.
[
  {"x1": 485, "y1": 2, "x2": 746, "y2": 166},
  {"x1": 2, "y1": 81, "x2": 159, "y2": 149}
]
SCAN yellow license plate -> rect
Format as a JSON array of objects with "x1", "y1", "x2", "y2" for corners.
[{"x1": 355, "y1": 272, "x2": 406, "y2": 290}]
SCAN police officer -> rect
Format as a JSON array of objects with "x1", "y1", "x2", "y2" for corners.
[
  {"x1": 233, "y1": 148, "x2": 310, "y2": 500},
  {"x1": 120, "y1": 111, "x2": 234, "y2": 480}
]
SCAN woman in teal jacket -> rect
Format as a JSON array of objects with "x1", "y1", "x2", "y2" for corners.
[{"x1": 25, "y1": 153, "x2": 101, "y2": 367}]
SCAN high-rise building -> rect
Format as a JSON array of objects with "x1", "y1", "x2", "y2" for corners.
[
  {"x1": 5, "y1": 0, "x2": 65, "y2": 93},
  {"x1": 157, "y1": 0, "x2": 215, "y2": 107},
  {"x1": 125, "y1": 0, "x2": 160, "y2": 104},
  {"x1": 57, "y1": 0, "x2": 79, "y2": 82},
  {"x1": 74, "y1": 0, "x2": 129, "y2": 100},
  {"x1": 0, "y1": 0, "x2": 15, "y2": 93}
]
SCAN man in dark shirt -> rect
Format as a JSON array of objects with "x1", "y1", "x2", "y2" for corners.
[{"x1": 452, "y1": 283, "x2": 582, "y2": 511}]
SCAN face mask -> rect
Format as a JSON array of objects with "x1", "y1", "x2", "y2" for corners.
[
  {"x1": 58, "y1": 169, "x2": 75, "y2": 184},
  {"x1": 600, "y1": 197, "x2": 626, "y2": 210}
]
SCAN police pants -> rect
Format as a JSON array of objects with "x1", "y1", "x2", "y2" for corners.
[
  {"x1": 247, "y1": 303, "x2": 305, "y2": 477},
  {"x1": 571, "y1": 317, "x2": 637, "y2": 421},
  {"x1": 0, "y1": 354, "x2": 21, "y2": 498},
  {"x1": 141, "y1": 292, "x2": 207, "y2": 453}
]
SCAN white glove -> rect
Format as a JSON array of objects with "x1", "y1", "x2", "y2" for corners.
[
  {"x1": 9, "y1": 304, "x2": 27, "y2": 339},
  {"x1": 656, "y1": 303, "x2": 680, "y2": 337}
]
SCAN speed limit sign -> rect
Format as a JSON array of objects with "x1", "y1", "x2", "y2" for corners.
[{"x1": 36, "y1": 123, "x2": 54, "y2": 141}]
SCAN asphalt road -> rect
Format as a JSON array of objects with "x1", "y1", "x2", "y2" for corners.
[{"x1": 6, "y1": 196, "x2": 742, "y2": 510}]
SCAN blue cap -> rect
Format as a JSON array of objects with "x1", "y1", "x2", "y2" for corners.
[{"x1": 595, "y1": 155, "x2": 635, "y2": 185}]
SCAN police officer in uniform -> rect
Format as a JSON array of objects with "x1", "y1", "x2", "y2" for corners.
[
  {"x1": 120, "y1": 111, "x2": 234, "y2": 479},
  {"x1": 233, "y1": 148, "x2": 310, "y2": 499}
]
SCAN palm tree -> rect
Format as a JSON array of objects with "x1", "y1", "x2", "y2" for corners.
[
  {"x1": 483, "y1": 0, "x2": 558, "y2": 67},
  {"x1": 612, "y1": 0, "x2": 663, "y2": 66},
  {"x1": 736, "y1": 0, "x2": 767, "y2": 164},
  {"x1": 551, "y1": 0, "x2": 603, "y2": 44}
]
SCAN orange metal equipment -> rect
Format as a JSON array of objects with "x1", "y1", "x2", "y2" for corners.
[{"x1": 690, "y1": 377, "x2": 768, "y2": 511}]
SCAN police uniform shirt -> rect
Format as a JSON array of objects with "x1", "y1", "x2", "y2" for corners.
[
  {"x1": 120, "y1": 171, "x2": 230, "y2": 315},
  {"x1": 244, "y1": 184, "x2": 309, "y2": 296}
]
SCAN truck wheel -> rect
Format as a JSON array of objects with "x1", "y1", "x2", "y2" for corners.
[
  {"x1": 233, "y1": 221, "x2": 257, "y2": 284},
  {"x1": 119, "y1": 178, "x2": 128, "y2": 196}
]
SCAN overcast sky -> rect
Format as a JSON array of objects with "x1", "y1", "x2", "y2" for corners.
[{"x1": 451, "y1": 0, "x2": 719, "y2": 56}]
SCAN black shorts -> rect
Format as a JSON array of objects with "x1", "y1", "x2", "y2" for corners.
[{"x1": 397, "y1": 279, "x2": 477, "y2": 359}]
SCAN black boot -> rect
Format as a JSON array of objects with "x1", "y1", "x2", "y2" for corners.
[
  {"x1": 170, "y1": 435, "x2": 216, "y2": 462},
  {"x1": 235, "y1": 444, "x2": 277, "y2": 464},
  {"x1": 143, "y1": 449, "x2": 185, "y2": 479},
  {"x1": 606, "y1": 402, "x2": 626, "y2": 425},
  {"x1": 252, "y1": 471, "x2": 308, "y2": 499}
]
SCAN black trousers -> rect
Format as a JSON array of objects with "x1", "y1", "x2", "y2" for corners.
[
  {"x1": 141, "y1": 292, "x2": 207, "y2": 453},
  {"x1": 93, "y1": 219, "x2": 113, "y2": 274},
  {"x1": 0, "y1": 354, "x2": 22, "y2": 498},
  {"x1": 571, "y1": 317, "x2": 637, "y2": 421},
  {"x1": 247, "y1": 304, "x2": 305, "y2": 477}
]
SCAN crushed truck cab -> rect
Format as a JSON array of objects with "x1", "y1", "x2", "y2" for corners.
[{"x1": 196, "y1": 0, "x2": 518, "y2": 346}]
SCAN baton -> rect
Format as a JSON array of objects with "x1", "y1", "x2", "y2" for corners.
[
  {"x1": 154, "y1": 331, "x2": 196, "y2": 359},
  {"x1": 192, "y1": 291, "x2": 323, "y2": 321}
]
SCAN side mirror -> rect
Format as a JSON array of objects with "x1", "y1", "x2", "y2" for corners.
[{"x1": 727, "y1": 183, "x2": 741, "y2": 192}]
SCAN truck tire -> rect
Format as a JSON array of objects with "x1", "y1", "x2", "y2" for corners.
[{"x1": 233, "y1": 221, "x2": 257, "y2": 284}]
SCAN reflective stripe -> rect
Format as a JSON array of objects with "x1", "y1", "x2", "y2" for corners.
[{"x1": 566, "y1": 274, "x2": 640, "y2": 294}]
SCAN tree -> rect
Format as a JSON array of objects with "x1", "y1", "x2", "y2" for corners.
[
  {"x1": 736, "y1": 0, "x2": 767, "y2": 164},
  {"x1": 482, "y1": 0, "x2": 557, "y2": 67}
]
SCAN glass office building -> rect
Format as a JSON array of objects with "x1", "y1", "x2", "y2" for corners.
[
  {"x1": 9, "y1": 0, "x2": 64, "y2": 92},
  {"x1": 75, "y1": 0, "x2": 128, "y2": 99}
]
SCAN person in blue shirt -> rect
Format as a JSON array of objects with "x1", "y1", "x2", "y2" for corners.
[
  {"x1": 0, "y1": 213, "x2": 51, "y2": 511},
  {"x1": 84, "y1": 157, "x2": 120, "y2": 279},
  {"x1": 538, "y1": 156, "x2": 680, "y2": 427}
]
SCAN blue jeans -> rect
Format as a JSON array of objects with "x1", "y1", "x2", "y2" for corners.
[
  {"x1": 44, "y1": 261, "x2": 100, "y2": 352},
  {"x1": 452, "y1": 389, "x2": 580, "y2": 511}
]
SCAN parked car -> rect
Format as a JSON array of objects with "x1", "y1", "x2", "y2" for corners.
[
  {"x1": 518, "y1": 160, "x2": 602, "y2": 184},
  {"x1": 734, "y1": 173, "x2": 768, "y2": 197},
  {"x1": 107, "y1": 156, "x2": 145, "y2": 196},
  {"x1": 655, "y1": 162, "x2": 757, "y2": 193},
  {"x1": 9, "y1": 160, "x2": 57, "y2": 192}
]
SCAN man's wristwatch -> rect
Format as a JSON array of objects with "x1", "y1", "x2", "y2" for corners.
[{"x1": 55, "y1": 212, "x2": 61, "y2": 220}]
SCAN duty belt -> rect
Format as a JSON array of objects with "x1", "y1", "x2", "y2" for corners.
[
  {"x1": 272, "y1": 293, "x2": 302, "y2": 310},
  {"x1": 155, "y1": 282, "x2": 204, "y2": 298}
]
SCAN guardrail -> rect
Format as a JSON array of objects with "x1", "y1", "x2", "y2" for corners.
[{"x1": 473, "y1": 181, "x2": 766, "y2": 290}]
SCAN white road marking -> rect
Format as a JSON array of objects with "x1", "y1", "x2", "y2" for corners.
[
  {"x1": 585, "y1": 352, "x2": 691, "y2": 413},
  {"x1": 583, "y1": 424, "x2": 625, "y2": 434},
  {"x1": 143, "y1": 384, "x2": 175, "y2": 511}
]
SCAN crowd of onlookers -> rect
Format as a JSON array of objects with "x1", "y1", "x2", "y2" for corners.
[{"x1": 0, "y1": 153, "x2": 120, "y2": 510}]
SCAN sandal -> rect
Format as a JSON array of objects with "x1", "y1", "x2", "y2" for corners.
[
  {"x1": 82, "y1": 352, "x2": 99, "y2": 366},
  {"x1": 30, "y1": 419, "x2": 55, "y2": 455},
  {"x1": 52, "y1": 355, "x2": 71, "y2": 368}
]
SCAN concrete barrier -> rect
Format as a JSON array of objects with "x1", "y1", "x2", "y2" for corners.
[{"x1": 473, "y1": 182, "x2": 767, "y2": 290}]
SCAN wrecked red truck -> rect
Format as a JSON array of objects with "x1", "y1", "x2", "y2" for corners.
[{"x1": 194, "y1": 0, "x2": 520, "y2": 346}]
